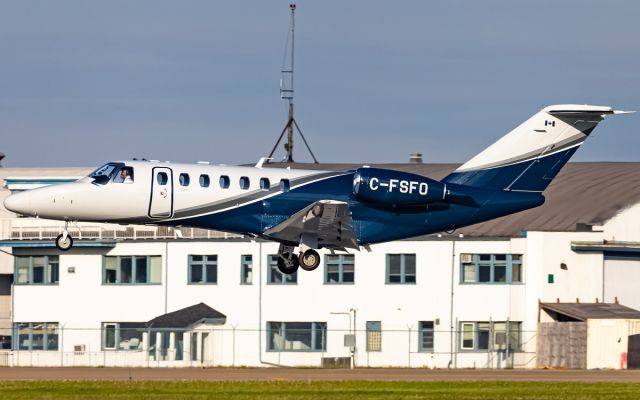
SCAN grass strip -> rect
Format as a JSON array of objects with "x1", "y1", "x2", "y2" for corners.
[{"x1": 1, "y1": 380, "x2": 639, "y2": 400}]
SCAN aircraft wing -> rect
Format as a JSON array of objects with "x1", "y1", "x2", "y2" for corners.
[{"x1": 263, "y1": 200, "x2": 358, "y2": 250}]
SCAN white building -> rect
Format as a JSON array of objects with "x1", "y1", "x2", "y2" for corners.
[{"x1": 1, "y1": 162, "x2": 640, "y2": 368}]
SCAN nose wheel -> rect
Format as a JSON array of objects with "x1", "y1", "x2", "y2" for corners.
[
  {"x1": 55, "y1": 221, "x2": 74, "y2": 251},
  {"x1": 55, "y1": 232, "x2": 73, "y2": 251}
]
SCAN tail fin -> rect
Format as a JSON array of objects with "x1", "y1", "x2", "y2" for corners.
[{"x1": 443, "y1": 104, "x2": 631, "y2": 192}]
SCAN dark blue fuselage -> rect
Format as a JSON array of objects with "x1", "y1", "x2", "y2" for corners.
[{"x1": 175, "y1": 172, "x2": 544, "y2": 245}]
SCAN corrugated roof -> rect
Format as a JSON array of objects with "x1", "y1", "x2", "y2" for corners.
[
  {"x1": 147, "y1": 303, "x2": 226, "y2": 328},
  {"x1": 266, "y1": 162, "x2": 640, "y2": 237},
  {"x1": 540, "y1": 302, "x2": 640, "y2": 321}
]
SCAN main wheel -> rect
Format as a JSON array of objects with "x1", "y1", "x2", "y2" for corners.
[
  {"x1": 55, "y1": 233, "x2": 73, "y2": 251},
  {"x1": 277, "y1": 252, "x2": 299, "y2": 275},
  {"x1": 300, "y1": 249, "x2": 321, "y2": 271}
]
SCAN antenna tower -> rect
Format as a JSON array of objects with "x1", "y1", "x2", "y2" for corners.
[{"x1": 268, "y1": 2, "x2": 319, "y2": 163}]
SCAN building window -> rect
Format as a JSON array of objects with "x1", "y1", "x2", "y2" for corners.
[
  {"x1": 418, "y1": 321, "x2": 435, "y2": 352},
  {"x1": 458, "y1": 321, "x2": 522, "y2": 352},
  {"x1": 13, "y1": 322, "x2": 59, "y2": 351},
  {"x1": 103, "y1": 256, "x2": 162, "y2": 284},
  {"x1": 102, "y1": 322, "x2": 144, "y2": 351},
  {"x1": 366, "y1": 321, "x2": 382, "y2": 352},
  {"x1": 386, "y1": 254, "x2": 416, "y2": 284},
  {"x1": 239, "y1": 176, "x2": 250, "y2": 190},
  {"x1": 15, "y1": 256, "x2": 59, "y2": 285},
  {"x1": 179, "y1": 173, "x2": 190, "y2": 186},
  {"x1": 241, "y1": 255, "x2": 253, "y2": 285},
  {"x1": 260, "y1": 177, "x2": 270, "y2": 190},
  {"x1": 188, "y1": 255, "x2": 217, "y2": 284},
  {"x1": 219, "y1": 175, "x2": 230, "y2": 189},
  {"x1": 325, "y1": 254, "x2": 355, "y2": 284},
  {"x1": 267, "y1": 322, "x2": 326, "y2": 352},
  {"x1": 460, "y1": 254, "x2": 523, "y2": 284},
  {"x1": 199, "y1": 174, "x2": 210, "y2": 188},
  {"x1": 267, "y1": 255, "x2": 297, "y2": 284}
]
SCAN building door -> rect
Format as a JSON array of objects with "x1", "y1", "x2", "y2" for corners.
[
  {"x1": 628, "y1": 334, "x2": 640, "y2": 369},
  {"x1": 149, "y1": 167, "x2": 173, "y2": 218}
]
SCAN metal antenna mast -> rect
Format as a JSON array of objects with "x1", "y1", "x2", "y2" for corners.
[{"x1": 268, "y1": 2, "x2": 319, "y2": 163}]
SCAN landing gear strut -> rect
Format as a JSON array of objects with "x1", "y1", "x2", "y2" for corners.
[
  {"x1": 276, "y1": 245, "x2": 299, "y2": 275},
  {"x1": 276, "y1": 244, "x2": 322, "y2": 275},
  {"x1": 55, "y1": 221, "x2": 73, "y2": 251}
]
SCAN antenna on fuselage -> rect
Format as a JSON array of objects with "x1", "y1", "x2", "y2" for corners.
[{"x1": 267, "y1": 2, "x2": 319, "y2": 164}]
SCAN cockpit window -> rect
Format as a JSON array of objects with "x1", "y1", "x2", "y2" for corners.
[
  {"x1": 89, "y1": 163, "x2": 122, "y2": 185},
  {"x1": 114, "y1": 167, "x2": 134, "y2": 184}
]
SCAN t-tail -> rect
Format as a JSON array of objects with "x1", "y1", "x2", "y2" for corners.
[{"x1": 443, "y1": 104, "x2": 632, "y2": 192}]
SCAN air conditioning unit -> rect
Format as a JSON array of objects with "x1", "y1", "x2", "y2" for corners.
[
  {"x1": 461, "y1": 254, "x2": 473, "y2": 263},
  {"x1": 74, "y1": 345, "x2": 86, "y2": 354}
]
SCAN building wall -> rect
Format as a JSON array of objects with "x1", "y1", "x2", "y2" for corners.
[{"x1": 8, "y1": 232, "x2": 607, "y2": 368}]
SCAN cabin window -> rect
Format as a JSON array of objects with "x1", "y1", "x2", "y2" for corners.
[
  {"x1": 260, "y1": 178, "x2": 270, "y2": 190},
  {"x1": 239, "y1": 176, "x2": 250, "y2": 190},
  {"x1": 199, "y1": 174, "x2": 210, "y2": 188},
  {"x1": 157, "y1": 172, "x2": 168, "y2": 185},
  {"x1": 280, "y1": 179, "x2": 290, "y2": 192},
  {"x1": 219, "y1": 175, "x2": 230, "y2": 189},
  {"x1": 179, "y1": 173, "x2": 190, "y2": 187}
]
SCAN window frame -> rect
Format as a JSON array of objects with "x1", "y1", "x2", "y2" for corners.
[
  {"x1": 13, "y1": 322, "x2": 59, "y2": 351},
  {"x1": 102, "y1": 255, "x2": 162, "y2": 285},
  {"x1": 187, "y1": 255, "x2": 218, "y2": 285},
  {"x1": 266, "y1": 321, "x2": 327, "y2": 352},
  {"x1": 14, "y1": 255, "x2": 59, "y2": 285},
  {"x1": 366, "y1": 321, "x2": 382, "y2": 352},
  {"x1": 458, "y1": 321, "x2": 523, "y2": 352},
  {"x1": 267, "y1": 255, "x2": 297, "y2": 285},
  {"x1": 460, "y1": 254, "x2": 523, "y2": 284},
  {"x1": 385, "y1": 254, "x2": 416, "y2": 284},
  {"x1": 324, "y1": 254, "x2": 355, "y2": 284},
  {"x1": 418, "y1": 321, "x2": 435, "y2": 352},
  {"x1": 101, "y1": 322, "x2": 145, "y2": 351},
  {"x1": 241, "y1": 254, "x2": 253, "y2": 285}
]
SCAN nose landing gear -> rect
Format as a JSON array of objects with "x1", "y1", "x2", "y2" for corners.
[{"x1": 55, "y1": 221, "x2": 74, "y2": 251}]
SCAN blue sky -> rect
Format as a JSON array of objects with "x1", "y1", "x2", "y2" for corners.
[{"x1": 0, "y1": 0, "x2": 638, "y2": 167}]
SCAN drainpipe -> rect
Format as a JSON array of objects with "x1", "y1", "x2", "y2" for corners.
[{"x1": 448, "y1": 239, "x2": 456, "y2": 368}]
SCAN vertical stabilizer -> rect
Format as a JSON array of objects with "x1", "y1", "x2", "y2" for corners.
[{"x1": 444, "y1": 105, "x2": 629, "y2": 192}]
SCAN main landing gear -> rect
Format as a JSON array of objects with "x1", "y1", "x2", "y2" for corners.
[
  {"x1": 55, "y1": 221, "x2": 74, "y2": 251},
  {"x1": 276, "y1": 244, "x2": 321, "y2": 275}
]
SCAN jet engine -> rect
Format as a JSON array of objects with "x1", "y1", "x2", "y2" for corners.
[{"x1": 353, "y1": 167, "x2": 447, "y2": 205}]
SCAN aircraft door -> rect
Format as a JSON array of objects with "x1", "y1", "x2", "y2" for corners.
[{"x1": 149, "y1": 167, "x2": 174, "y2": 218}]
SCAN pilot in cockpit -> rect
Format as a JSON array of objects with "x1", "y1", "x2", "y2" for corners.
[{"x1": 117, "y1": 167, "x2": 134, "y2": 184}]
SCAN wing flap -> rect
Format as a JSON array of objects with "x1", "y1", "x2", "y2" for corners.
[{"x1": 263, "y1": 200, "x2": 358, "y2": 250}]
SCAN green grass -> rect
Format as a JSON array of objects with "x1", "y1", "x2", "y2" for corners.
[{"x1": 1, "y1": 381, "x2": 639, "y2": 400}]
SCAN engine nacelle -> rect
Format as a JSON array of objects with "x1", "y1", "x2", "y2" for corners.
[{"x1": 353, "y1": 167, "x2": 447, "y2": 205}]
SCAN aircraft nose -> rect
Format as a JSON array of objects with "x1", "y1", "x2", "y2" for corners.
[{"x1": 3, "y1": 192, "x2": 33, "y2": 216}]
